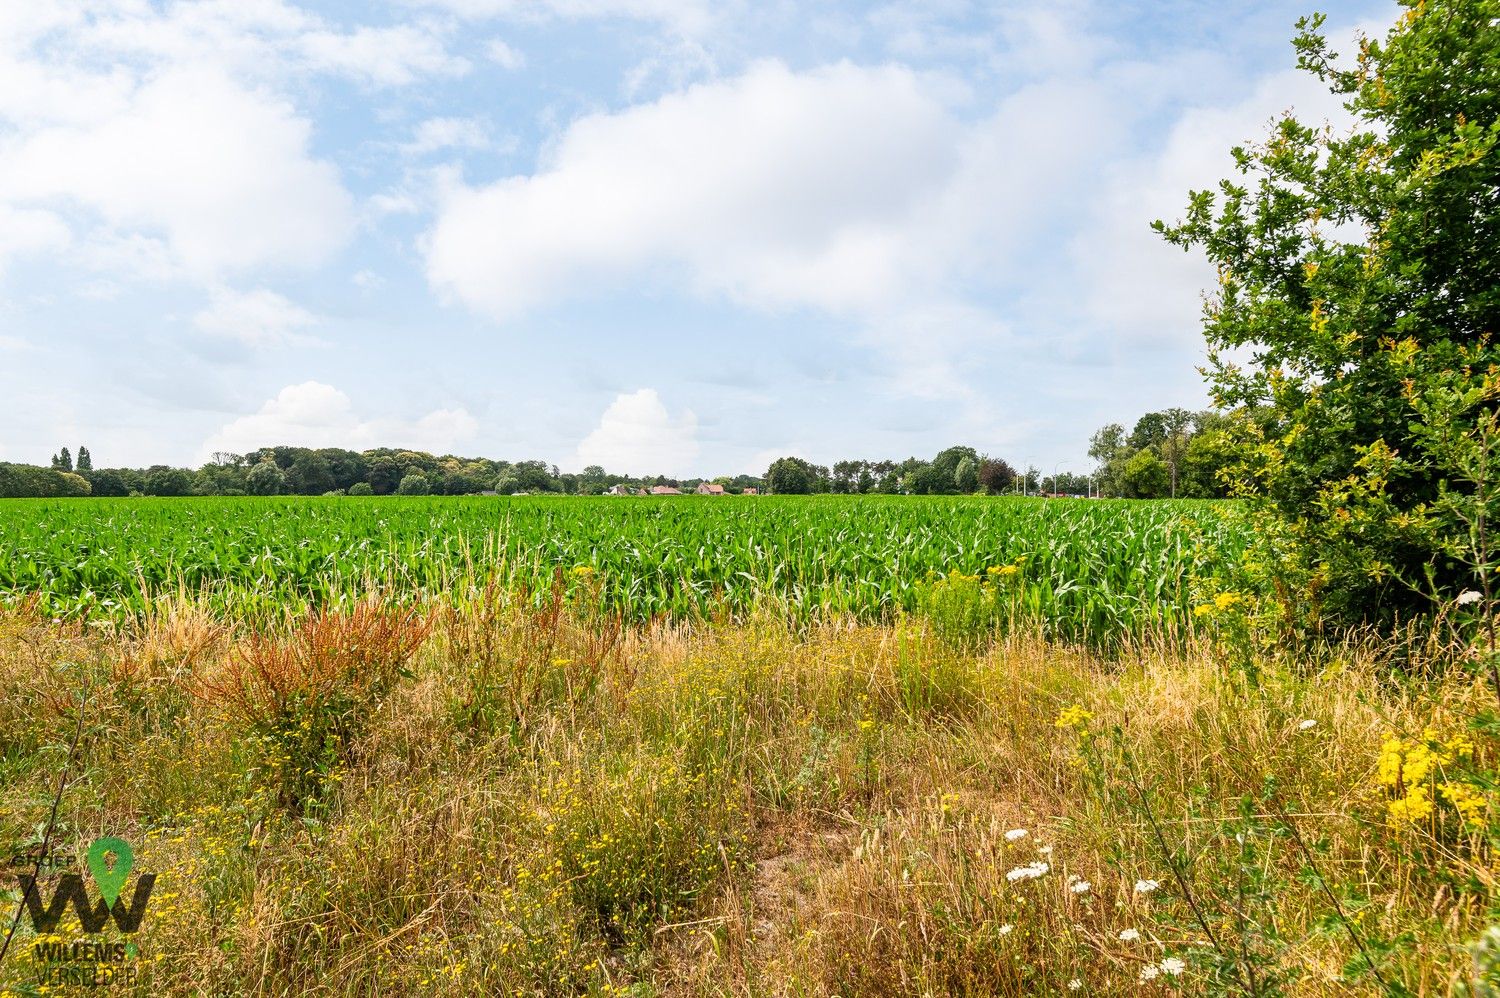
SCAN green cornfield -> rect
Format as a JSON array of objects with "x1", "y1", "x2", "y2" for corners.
[{"x1": 0, "y1": 495, "x2": 1249, "y2": 645}]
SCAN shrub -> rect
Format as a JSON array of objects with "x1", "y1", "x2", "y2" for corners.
[
  {"x1": 198, "y1": 599, "x2": 429, "y2": 813},
  {"x1": 396, "y1": 473, "x2": 430, "y2": 496},
  {"x1": 1157, "y1": 0, "x2": 1500, "y2": 630}
]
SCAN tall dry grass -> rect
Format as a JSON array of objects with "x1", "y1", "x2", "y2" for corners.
[{"x1": 0, "y1": 592, "x2": 1493, "y2": 996}]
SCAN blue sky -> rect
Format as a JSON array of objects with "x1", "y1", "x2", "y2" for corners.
[{"x1": 0, "y1": 0, "x2": 1392, "y2": 478}]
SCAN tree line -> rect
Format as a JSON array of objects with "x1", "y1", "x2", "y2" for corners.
[
  {"x1": 0, "y1": 446, "x2": 766, "y2": 498},
  {"x1": 0, "y1": 417, "x2": 1242, "y2": 500}
]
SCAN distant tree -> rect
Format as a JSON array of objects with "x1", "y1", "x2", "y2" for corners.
[
  {"x1": 52, "y1": 448, "x2": 72, "y2": 472},
  {"x1": 766, "y1": 457, "x2": 816, "y2": 495},
  {"x1": 85, "y1": 469, "x2": 130, "y2": 497},
  {"x1": 1127, "y1": 413, "x2": 1168, "y2": 452},
  {"x1": 977, "y1": 458, "x2": 1016, "y2": 494},
  {"x1": 931, "y1": 446, "x2": 979, "y2": 493},
  {"x1": 347, "y1": 482, "x2": 374, "y2": 496},
  {"x1": 143, "y1": 465, "x2": 193, "y2": 497},
  {"x1": 1159, "y1": 408, "x2": 1195, "y2": 498},
  {"x1": 367, "y1": 455, "x2": 405, "y2": 495},
  {"x1": 1119, "y1": 450, "x2": 1169, "y2": 499},
  {"x1": 317, "y1": 448, "x2": 367, "y2": 491},
  {"x1": 55, "y1": 472, "x2": 91, "y2": 497},
  {"x1": 397, "y1": 473, "x2": 431, "y2": 496},
  {"x1": 494, "y1": 473, "x2": 520, "y2": 495},
  {"x1": 1179, "y1": 413, "x2": 1241, "y2": 499},
  {"x1": 1088, "y1": 424, "x2": 1129, "y2": 496},
  {"x1": 954, "y1": 456, "x2": 979, "y2": 494},
  {"x1": 906, "y1": 463, "x2": 949, "y2": 495},
  {"x1": 286, "y1": 452, "x2": 334, "y2": 496},
  {"x1": 831, "y1": 460, "x2": 862, "y2": 494},
  {"x1": 75, "y1": 447, "x2": 91, "y2": 472},
  {"x1": 0, "y1": 464, "x2": 88, "y2": 497},
  {"x1": 193, "y1": 462, "x2": 248, "y2": 496},
  {"x1": 246, "y1": 462, "x2": 286, "y2": 496},
  {"x1": 441, "y1": 469, "x2": 487, "y2": 495},
  {"x1": 512, "y1": 460, "x2": 555, "y2": 493}
]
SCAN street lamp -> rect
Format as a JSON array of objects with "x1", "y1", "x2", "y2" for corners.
[
  {"x1": 1051, "y1": 461, "x2": 1068, "y2": 497},
  {"x1": 1020, "y1": 456, "x2": 1035, "y2": 496}
]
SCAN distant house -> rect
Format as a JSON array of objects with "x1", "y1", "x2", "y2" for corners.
[
  {"x1": 742, "y1": 487, "x2": 759, "y2": 495},
  {"x1": 607, "y1": 484, "x2": 633, "y2": 496},
  {"x1": 649, "y1": 485, "x2": 682, "y2": 495},
  {"x1": 695, "y1": 482, "x2": 725, "y2": 495}
]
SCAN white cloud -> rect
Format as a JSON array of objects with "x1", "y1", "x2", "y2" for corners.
[
  {"x1": 0, "y1": 204, "x2": 70, "y2": 272},
  {"x1": 485, "y1": 38, "x2": 526, "y2": 70},
  {"x1": 352, "y1": 269, "x2": 384, "y2": 291},
  {"x1": 193, "y1": 287, "x2": 320, "y2": 348},
  {"x1": 0, "y1": 0, "x2": 473, "y2": 285},
  {"x1": 200, "y1": 382, "x2": 479, "y2": 460},
  {"x1": 575, "y1": 388, "x2": 699, "y2": 476},
  {"x1": 1071, "y1": 67, "x2": 1354, "y2": 351},
  {"x1": 403, "y1": 116, "x2": 492, "y2": 156},
  {"x1": 5, "y1": 2, "x2": 467, "y2": 94},
  {"x1": 0, "y1": 65, "x2": 354, "y2": 278},
  {"x1": 425, "y1": 60, "x2": 970, "y2": 320},
  {"x1": 412, "y1": 0, "x2": 717, "y2": 36},
  {"x1": 295, "y1": 24, "x2": 470, "y2": 86}
]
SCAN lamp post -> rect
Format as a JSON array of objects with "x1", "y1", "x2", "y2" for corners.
[
  {"x1": 1021, "y1": 456, "x2": 1035, "y2": 496},
  {"x1": 1050, "y1": 461, "x2": 1068, "y2": 498}
]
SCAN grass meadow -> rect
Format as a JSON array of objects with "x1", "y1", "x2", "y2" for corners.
[{"x1": 0, "y1": 498, "x2": 1493, "y2": 996}]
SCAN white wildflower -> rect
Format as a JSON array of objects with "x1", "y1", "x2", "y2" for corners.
[
  {"x1": 1068, "y1": 979, "x2": 1083, "y2": 991},
  {"x1": 1006, "y1": 861, "x2": 1050, "y2": 883},
  {"x1": 1298, "y1": 718, "x2": 1317, "y2": 731},
  {"x1": 1118, "y1": 928, "x2": 1141, "y2": 942},
  {"x1": 1037, "y1": 844, "x2": 1053, "y2": 855},
  {"x1": 1134, "y1": 879, "x2": 1160, "y2": 894},
  {"x1": 1005, "y1": 828, "x2": 1028, "y2": 842},
  {"x1": 1159, "y1": 956, "x2": 1186, "y2": 976},
  {"x1": 1139, "y1": 965, "x2": 1159, "y2": 982},
  {"x1": 998, "y1": 923, "x2": 1014, "y2": 936},
  {"x1": 1458, "y1": 590, "x2": 1484, "y2": 606},
  {"x1": 1070, "y1": 880, "x2": 1091, "y2": 895}
]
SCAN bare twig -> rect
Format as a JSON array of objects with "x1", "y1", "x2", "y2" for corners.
[{"x1": 0, "y1": 678, "x2": 90, "y2": 968}]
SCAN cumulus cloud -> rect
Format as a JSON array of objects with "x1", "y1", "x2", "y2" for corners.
[
  {"x1": 0, "y1": 64, "x2": 354, "y2": 279},
  {"x1": 575, "y1": 389, "x2": 699, "y2": 476},
  {"x1": 200, "y1": 382, "x2": 479, "y2": 460},
  {"x1": 0, "y1": 0, "x2": 473, "y2": 284},
  {"x1": 193, "y1": 287, "x2": 320, "y2": 348},
  {"x1": 425, "y1": 60, "x2": 974, "y2": 319},
  {"x1": 1071, "y1": 67, "x2": 1354, "y2": 351}
]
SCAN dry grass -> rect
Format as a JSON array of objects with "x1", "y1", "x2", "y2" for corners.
[{"x1": 0, "y1": 595, "x2": 1494, "y2": 996}]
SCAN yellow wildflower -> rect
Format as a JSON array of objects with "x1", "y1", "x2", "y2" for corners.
[
  {"x1": 1376, "y1": 736, "x2": 1405, "y2": 787},
  {"x1": 1388, "y1": 785, "x2": 1432, "y2": 822},
  {"x1": 1440, "y1": 782, "x2": 1487, "y2": 827},
  {"x1": 1055, "y1": 705, "x2": 1094, "y2": 729}
]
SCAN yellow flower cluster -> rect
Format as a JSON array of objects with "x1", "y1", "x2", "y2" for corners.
[
  {"x1": 1376, "y1": 728, "x2": 1483, "y2": 826},
  {"x1": 1194, "y1": 591, "x2": 1247, "y2": 617},
  {"x1": 1054, "y1": 705, "x2": 1094, "y2": 730}
]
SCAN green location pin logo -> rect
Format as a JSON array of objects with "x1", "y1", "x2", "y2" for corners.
[{"x1": 87, "y1": 837, "x2": 134, "y2": 908}]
